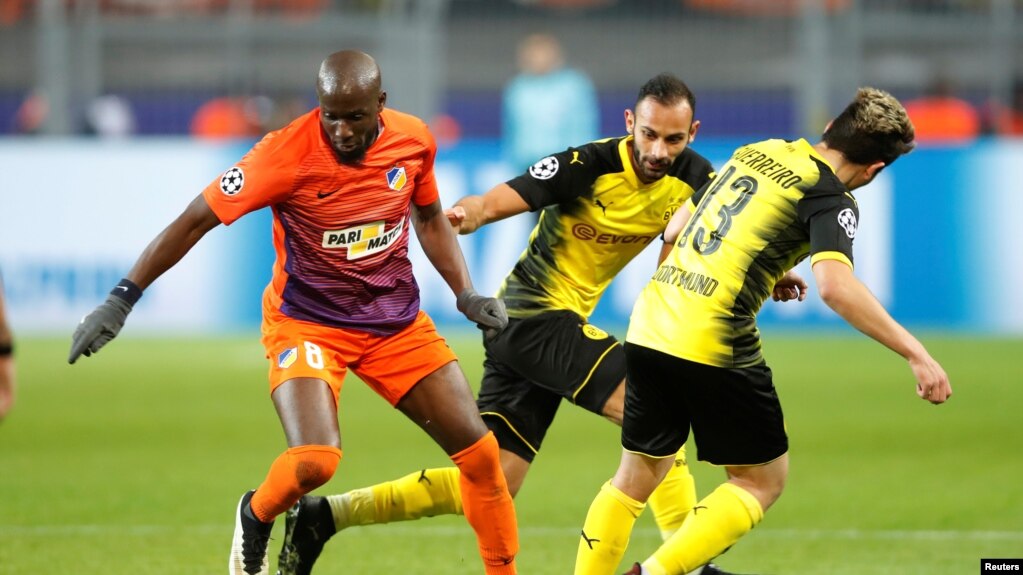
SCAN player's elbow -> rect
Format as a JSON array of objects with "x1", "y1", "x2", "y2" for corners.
[
  {"x1": 662, "y1": 228, "x2": 680, "y2": 247},
  {"x1": 816, "y1": 279, "x2": 850, "y2": 313},
  {"x1": 812, "y1": 259, "x2": 854, "y2": 311}
]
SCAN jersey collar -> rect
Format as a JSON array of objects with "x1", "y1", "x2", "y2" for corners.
[
  {"x1": 801, "y1": 138, "x2": 836, "y2": 174},
  {"x1": 618, "y1": 136, "x2": 645, "y2": 188}
]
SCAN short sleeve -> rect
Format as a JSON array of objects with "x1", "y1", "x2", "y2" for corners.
[
  {"x1": 798, "y1": 187, "x2": 858, "y2": 269},
  {"x1": 505, "y1": 144, "x2": 600, "y2": 211},
  {"x1": 411, "y1": 128, "x2": 440, "y2": 207},
  {"x1": 201, "y1": 131, "x2": 297, "y2": 225}
]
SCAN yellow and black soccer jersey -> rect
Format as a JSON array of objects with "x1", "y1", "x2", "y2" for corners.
[
  {"x1": 627, "y1": 138, "x2": 858, "y2": 368},
  {"x1": 497, "y1": 136, "x2": 714, "y2": 319}
]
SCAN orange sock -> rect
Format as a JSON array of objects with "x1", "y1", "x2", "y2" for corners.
[
  {"x1": 451, "y1": 432, "x2": 519, "y2": 575},
  {"x1": 249, "y1": 445, "x2": 342, "y2": 523}
]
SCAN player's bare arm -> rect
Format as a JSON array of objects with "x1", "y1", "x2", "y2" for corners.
[
  {"x1": 414, "y1": 198, "x2": 474, "y2": 294},
  {"x1": 68, "y1": 194, "x2": 221, "y2": 364},
  {"x1": 812, "y1": 258, "x2": 951, "y2": 404},
  {"x1": 125, "y1": 194, "x2": 223, "y2": 289},
  {"x1": 445, "y1": 183, "x2": 530, "y2": 234},
  {"x1": 415, "y1": 198, "x2": 508, "y2": 333}
]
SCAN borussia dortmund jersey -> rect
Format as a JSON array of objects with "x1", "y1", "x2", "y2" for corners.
[
  {"x1": 627, "y1": 138, "x2": 858, "y2": 367},
  {"x1": 498, "y1": 136, "x2": 714, "y2": 319}
]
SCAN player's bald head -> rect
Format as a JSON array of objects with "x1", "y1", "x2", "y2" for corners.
[
  {"x1": 316, "y1": 50, "x2": 386, "y2": 164},
  {"x1": 317, "y1": 50, "x2": 381, "y2": 99}
]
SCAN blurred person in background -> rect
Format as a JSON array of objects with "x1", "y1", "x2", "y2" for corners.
[
  {"x1": 904, "y1": 73, "x2": 980, "y2": 143},
  {"x1": 190, "y1": 95, "x2": 269, "y2": 139},
  {"x1": 0, "y1": 271, "x2": 15, "y2": 422},
  {"x1": 575, "y1": 88, "x2": 951, "y2": 575},
  {"x1": 277, "y1": 73, "x2": 766, "y2": 575},
  {"x1": 67, "y1": 49, "x2": 519, "y2": 575},
  {"x1": 82, "y1": 94, "x2": 138, "y2": 138},
  {"x1": 502, "y1": 33, "x2": 599, "y2": 172},
  {"x1": 982, "y1": 78, "x2": 1023, "y2": 137},
  {"x1": 0, "y1": 0, "x2": 29, "y2": 25},
  {"x1": 265, "y1": 94, "x2": 316, "y2": 133},
  {"x1": 13, "y1": 89, "x2": 49, "y2": 135}
]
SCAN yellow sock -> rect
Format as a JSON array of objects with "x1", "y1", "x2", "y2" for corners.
[
  {"x1": 647, "y1": 482, "x2": 764, "y2": 574},
  {"x1": 574, "y1": 481, "x2": 646, "y2": 575},
  {"x1": 325, "y1": 467, "x2": 463, "y2": 530},
  {"x1": 647, "y1": 446, "x2": 697, "y2": 540}
]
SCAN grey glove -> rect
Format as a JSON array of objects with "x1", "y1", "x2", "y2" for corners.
[
  {"x1": 456, "y1": 288, "x2": 508, "y2": 336},
  {"x1": 68, "y1": 281, "x2": 140, "y2": 364}
]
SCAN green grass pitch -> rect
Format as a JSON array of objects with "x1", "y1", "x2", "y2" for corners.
[{"x1": 1, "y1": 332, "x2": 1021, "y2": 574}]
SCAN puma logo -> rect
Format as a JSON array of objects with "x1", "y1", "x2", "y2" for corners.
[
  {"x1": 594, "y1": 199, "x2": 613, "y2": 216},
  {"x1": 580, "y1": 530, "x2": 600, "y2": 549},
  {"x1": 305, "y1": 521, "x2": 324, "y2": 542},
  {"x1": 571, "y1": 151, "x2": 584, "y2": 165}
]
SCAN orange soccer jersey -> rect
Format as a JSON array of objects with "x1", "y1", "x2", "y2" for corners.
[{"x1": 202, "y1": 107, "x2": 439, "y2": 335}]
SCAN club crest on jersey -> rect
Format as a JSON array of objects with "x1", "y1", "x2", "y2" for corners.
[
  {"x1": 837, "y1": 208, "x2": 857, "y2": 238},
  {"x1": 220, "y1": 167, "x2": 244, "y2": 196},
  {"x1": 581, "y1": 324, "x2": 609, "y2": 340},
  {"x1": 529, "y1": 156, "x2": 559, "y2": 180},
  {"x1": 277, "y1": 347, "x2": 297, "y2": 369},
  {"x1": 322, "y1": 219, "x2": 405, "y2": 259},
  {"x1": 386, "y1": 166, "x2": 407, "y2": 191},
  {"x1": 663, "y1": 199, "x2": 683, "y2": 222}
]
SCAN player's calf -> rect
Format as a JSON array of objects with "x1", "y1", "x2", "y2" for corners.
[{"x1": 452, "y1": 431, "x2": 519, "y2": 575}]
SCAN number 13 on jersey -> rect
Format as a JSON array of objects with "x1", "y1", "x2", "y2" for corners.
[{"x1": 679, "y1": 165, "x2": 759, "y2": 256}]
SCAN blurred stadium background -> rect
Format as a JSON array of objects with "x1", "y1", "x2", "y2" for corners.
[
  {"x1": 2, "y1": 0, "x2": 1023, "y2": 335},
  {"x1": 1, "y1": 1, "x2": 1022, "y2": 574},
  {"x1": 1, "y1": 0, "x2": 1022, "y2": 139}
]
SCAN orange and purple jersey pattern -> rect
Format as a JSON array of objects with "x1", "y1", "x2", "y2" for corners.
[{"x1": 202, "y1": 108, "x2": 440, "y2": 335}]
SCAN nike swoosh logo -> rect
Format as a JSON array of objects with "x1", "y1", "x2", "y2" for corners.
[
  {"x1": 317, "y1": 188, "x2": 341, "y2": 199},
  {"x1": 115, "y1": 286, "x2": 128, "y2": 292}
]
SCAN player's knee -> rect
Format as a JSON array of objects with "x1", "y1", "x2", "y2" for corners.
[
  {"x1": 728, "y1": 458, "x2": 788, "y2": 510},
  {"x1": 289, "y1": 445, "x2": 342, "y2": 491},
  {"x1": 451, "y1": 431, "x2": 501, "y2": 483},
  {"x1": 767, "y1": 471, "x2": 788, "y2": 503},
  {"x1": 749, "y1": 475, "x2": 786, "y2": 510}
]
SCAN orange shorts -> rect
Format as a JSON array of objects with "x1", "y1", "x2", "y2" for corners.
[{"x1": 261, "y1": 308, "x2": 458, "y2": 406}]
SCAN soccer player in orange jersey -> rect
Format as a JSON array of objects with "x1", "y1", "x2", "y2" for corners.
[{"x1": 68, "y1": 50, "x2": 519, "y2": 575}]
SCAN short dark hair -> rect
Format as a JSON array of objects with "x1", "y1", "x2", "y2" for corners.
[
  {"x1": 636, "y1": 73, "x2": 696, "y2": 114},
  {"x1": 822, "y1": 87, "x2": 916, "y2": 167}
]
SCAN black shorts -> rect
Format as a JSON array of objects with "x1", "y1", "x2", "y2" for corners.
[
  {"x1": 476, "y1": 310, "x2": 625, "y2": 463},
  {"x1": 621, "y1": 342, "x2": 788, "y2": 466}
]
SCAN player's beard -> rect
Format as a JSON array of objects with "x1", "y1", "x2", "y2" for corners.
[
  {"x1": 335, "y1": 146, "x2": 367, "y2": 164},
  {"x1": 632, "y1": 145, "x2": 670, "y2": 182},
  {"x1": 334, "y1": 129, "x2": 378, "y2": 164}
]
